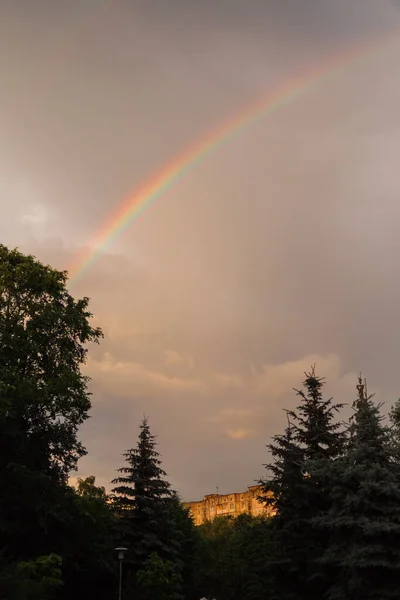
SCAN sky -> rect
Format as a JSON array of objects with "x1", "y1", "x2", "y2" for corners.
[{"x1": 1, "y1": 0, "x2": 400, "y2": 500}]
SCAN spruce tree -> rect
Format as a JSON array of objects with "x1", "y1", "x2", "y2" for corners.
[
  {"x1": 389, "y1": 397, "x2": 400, "y2": 460},
  {"x1": 260, "y1": 423, "x2": 308, "y2": 600},
  {"x1": 111, "y1": 417, "x2": 174, "y2": 564},
  {"x1": 260, "y1": 368, "x2": 346, "y2": 599},
  {"x1": 315, "y1": 378, "x2": 400, "y2": 600},
  {"x1": 111, "y1": 417, "x2": 184, "y2": 598}
]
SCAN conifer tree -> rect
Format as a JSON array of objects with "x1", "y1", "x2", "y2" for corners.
[
  {"x1": 111, "y1": 417, "x2": 175, "y2": 564},
  {"x1": 315, "y1": 378, "x2": 400, "y2": 600},
  {"x1": 260, "y1": 368, "x2": 346, "y2": 599},
  {"x1": 389, "y1": 396, "x2": 400, "y2": 460},
  {"x1": 111, "y1": 417, "x2": 185, "y2": 599},
  {"x1": 260, "y1": 423, "x2": 307, "y2": 599}
]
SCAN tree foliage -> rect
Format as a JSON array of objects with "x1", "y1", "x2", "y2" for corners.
[
  {"x1": 0, "y1": 244, "x2": 103, "y2": 481},
  {"x1": 111, "y1": 417, "x2": 189, "y2": 598},
  {"x1": 6, "y1": 246, "x2": 400, "y2": 599},
  {"x1": 195, "y1": 514, "x2": 274, "y2": 600},
  {"x1": 260, "y1": 368, "x2": 346, "y2": 599},
  {"x1": 0, "y1": 246, "x2": 106, "y2": 598},
  {"x1": 60, "y1": 477, "x2": 117, "y2": 600},
  {"x1": 111, "y1": 417, "x2": 175, "y2": 562},
  {"x1": 137, "y1": 552, "x2": 184, "y2": 600},
  {"x1": 314, "y1": 380, "x2": 400, "y2": 599},
  {"x1": 0, "y1": 554, "x2": 63, "y2": 600}
]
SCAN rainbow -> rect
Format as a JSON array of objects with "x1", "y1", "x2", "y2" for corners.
[{"x1": 68, "y1": 30, "x2": 398, "y2": 285}]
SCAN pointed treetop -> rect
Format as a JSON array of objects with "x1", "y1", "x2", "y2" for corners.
[{"x1": 356, "y1": 374, "x2": 366, "y2": 402}]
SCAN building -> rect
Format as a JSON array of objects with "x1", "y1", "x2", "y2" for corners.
[{"x1": 184, "y1": 485, "x2": 275, "y2": 526}]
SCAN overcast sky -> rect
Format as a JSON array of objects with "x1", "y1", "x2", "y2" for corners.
[{"x1": 1, "y1": 0, "x2": 400, "y2": 500}]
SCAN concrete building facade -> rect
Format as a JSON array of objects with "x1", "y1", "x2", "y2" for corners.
[{"x1": 184, "y1": 485, "x2": 275, "y2": 526}]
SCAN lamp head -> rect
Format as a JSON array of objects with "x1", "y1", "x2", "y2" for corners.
[{"x1": 115, "y1": 547, "x2": 128, "y2": 560}]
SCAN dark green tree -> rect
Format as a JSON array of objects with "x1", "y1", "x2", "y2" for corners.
[
  {"x1": 259, "y1": 424, "x2": 306, "y2": 600},
  {"x1": 389, "y1": 396, "x2": 400, "y2": 459},
  {"x1": 167, "y1": 496, "x2": 202, "y2": 600},
  {"x1": 315, "y1": 378, "x2": 400, "y2": 600},
  {"x1": 0, "y1": 553, "x2": 63, "y2": 600},
  {"x1": 195, "y1": 513, "x2": 274, "y2": 600},
  {"x1": 260, "y1": 368, "x2": 346, "y2": 599},
  {"x1": 0, "y1": 245, "x2": 103, "y2": 568},
  {"x1": 111, "y1": 417, "x2": 174, "y2": 560},
  {"x1": 0, "y1": 245, "x2": 103, "y2": 482},
  {"x1": 196, "y1": 515, "x2": 235, "y2": 600},
  {"x1": 111, "y1": 417, "x2": 184, "y2": 597},
  {"x1": 227, "y1": 514, "x2": 274, "y2": 600},
  {"x1": 136, "y1": 552, "x2": 183, "y2": 600},
  {"x1": 75, "y1": 474, "x2": 107, "y2": 499},
  {"x1": 59, "y1": 477, "x2": 118, "y2": 600}
]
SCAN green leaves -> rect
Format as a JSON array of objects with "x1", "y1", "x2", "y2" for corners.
[
  {"x1": 0, "y1": 245, "x2": 109, "y2": 599},
  {"x1": 0, "y1": 244, "x2": 102, "y2": 479},
  {"x1": 137, "y1": 552, "x2": 184, "y2": 600},
  {"x1": 0, "y1": 554, "x2": 63, "y2": 600},
  {"x1": 195, "y1": 514, "x2": 274, "y2": 600}
]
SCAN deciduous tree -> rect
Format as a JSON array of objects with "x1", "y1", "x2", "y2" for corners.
[{"x1": 0, "y1": 244, "x2": 102, "y2": 482}]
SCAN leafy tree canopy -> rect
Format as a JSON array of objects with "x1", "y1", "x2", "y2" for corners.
[{"x1": 0, "y1": 244, "x2": 103, "y2": 480}]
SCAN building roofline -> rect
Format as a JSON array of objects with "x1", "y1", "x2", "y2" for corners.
[{"x1": 185, "y1": 484, "x2": 263, "y2": 504}]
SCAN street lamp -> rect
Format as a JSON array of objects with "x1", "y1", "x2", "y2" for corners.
[{"x1": 115, "y1": 547, "x2": 128, "y2": 600}]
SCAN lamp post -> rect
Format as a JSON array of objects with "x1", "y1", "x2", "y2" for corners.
[{"x1": 115, "y1": 547, "x2": 128, "y2": 600}]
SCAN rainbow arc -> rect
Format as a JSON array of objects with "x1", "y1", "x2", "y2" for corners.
[{"x1": 68, "y1": 30, "x2": 398, "y2": 285}]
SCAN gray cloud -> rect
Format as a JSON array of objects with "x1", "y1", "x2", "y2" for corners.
[{"x1": 1, "y1": 0, "x2": 400, "y2": 499}]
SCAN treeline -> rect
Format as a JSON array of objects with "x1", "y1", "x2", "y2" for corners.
[
  {"x1": 200, "y1": 373, "x2": 400, "y2": 600},
  {"x1": 2, "y1": 244, "x2": 400, "y2": 600}
]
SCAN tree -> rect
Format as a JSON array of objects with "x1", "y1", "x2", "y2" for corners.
[
  {"x1": 222, "y1": 514, "x2": 274, "y2": 600},
  {"x1": 260, "y1": 368, "x2": 346, "y2": 599},
  {"x1": 111, "y1": 417, "x2": 174, "y2": 560},
  {"x1": 259, "y1": 424, "x2": 307, "y2": 600},
  {"x1": 195, "y1": 516, "x2": 236, "y2": 600},
  {"x1": 0, "y1": 553, "x2": 63, "y2": 600},
  {"x1": 194, "y1": 513, "x2": 274, "y2": 600},
  {"x1": 315, "y1": 378, "x2": 400, "y2": 599},
  {"x1": 0, "y1": 245, "x2": 103, "y2": 565},
  {"x1": 137, "y1": 552, "x2": 183, "y2": 600},
  {"x1": 111, "y1": 417, "x2": 184, "y2": 597},
  {"x1": 58, "y1": 477, "x2": 118, "y2": 600},
  {"x1": 389, "y1": 396, "x2": 400, "y2": 458},
  {"x1": 0, "y1": 244, "x2": 103, "y2": 481},
  {"x1": 75, "y1": 475, "x2": 107, "y2": 499},
  {"x1": 167, "y1": 496, "x2": 202, "y2": 600}
]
